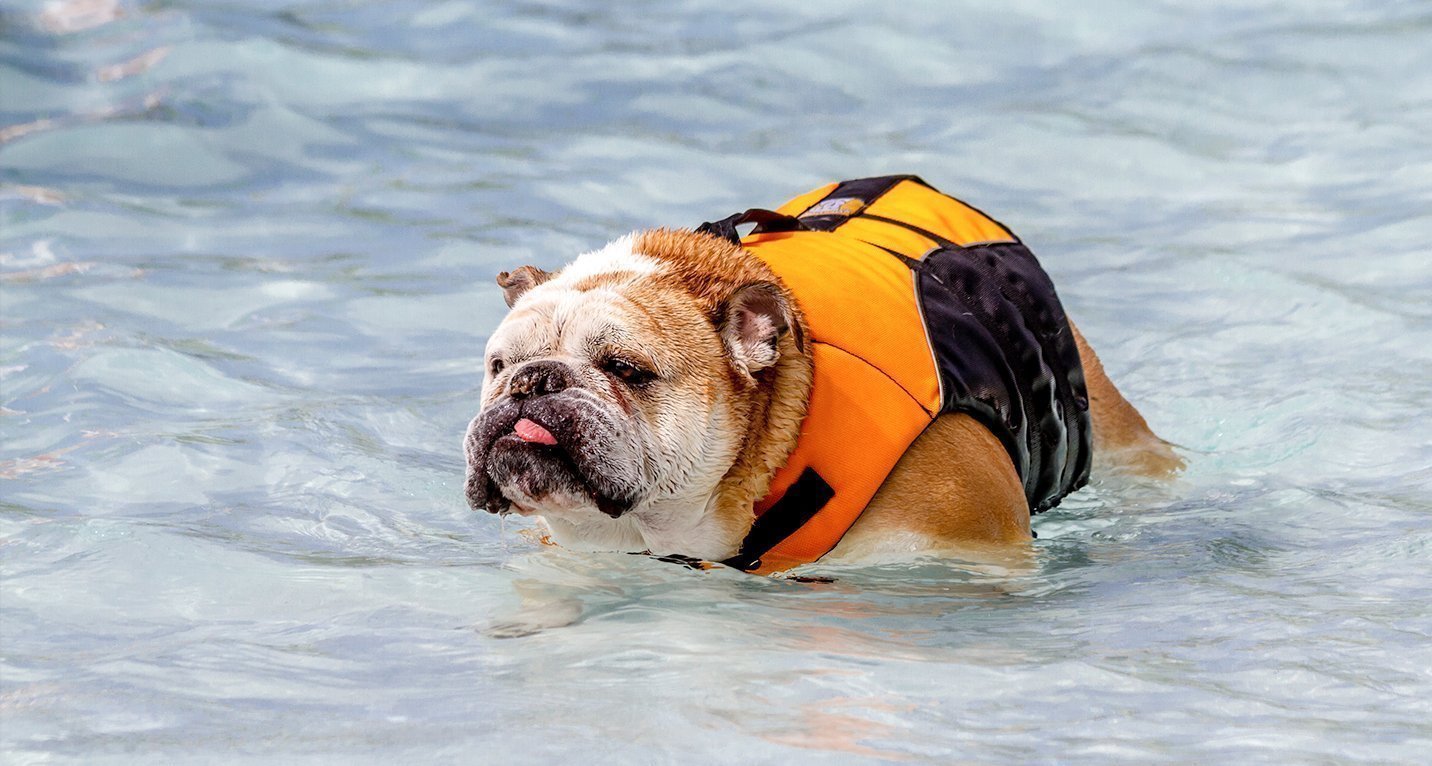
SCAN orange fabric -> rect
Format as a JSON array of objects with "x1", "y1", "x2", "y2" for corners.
[
  {"x1": 740, "y1": 178, "x2": 1013, "y2": 572},
  {"x1": 863, "y1": 181, "x2": 1015, "y2": 247},
  {"x1": 773, "y1": 182, "x2": 838, "y2": 218},
  {"x1": 832, "y1": 215, "x2": 939, "y2": 256},
  {"x1": 744, "y1": 231, "x2": 942, "y2": 415},
  {"x1": 746, "y1": 344, "x2": 933, "y2": 574}
]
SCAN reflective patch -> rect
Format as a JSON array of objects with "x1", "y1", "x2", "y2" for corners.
[{"x1": 801, "y1": 196, "x2": 863, "y2": 217}]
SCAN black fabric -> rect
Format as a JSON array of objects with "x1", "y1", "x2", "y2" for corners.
[
  {"x1": 697, "y1": 176, "x2": 926, "y2": 242},
  {"x1": 636, "y1": 552, "x2": 710, "y2": 571},
  {"x1": 720, "y1": 468, "x2": 834, "y2": 571},
  {"x1": 917, "y1": 242, "x2": 1091, "y2": 512},
  {"x1": 696, "y1": 209, "x2": 807, "y2": 245}
]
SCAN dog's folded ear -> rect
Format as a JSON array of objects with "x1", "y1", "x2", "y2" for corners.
[
  {"x1": 720, "y1": 281, "x2": 804, "y2": 376},
  {"x1": 496, "y1": 265, "x2": 552, "y2": 308}
]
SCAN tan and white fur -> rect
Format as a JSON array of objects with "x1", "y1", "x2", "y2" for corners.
[{"x1": 464, "y1": 228, "x2": 1179, "y2": 571}]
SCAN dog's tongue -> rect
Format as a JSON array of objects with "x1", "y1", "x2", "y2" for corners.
[{"x1": 513, "y1": 418, "x2": 557, "y2": 446}]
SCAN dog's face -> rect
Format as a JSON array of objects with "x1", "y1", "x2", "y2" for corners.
[{"x1": 464, "y1": 232, "x2": 797, "y2": 541}]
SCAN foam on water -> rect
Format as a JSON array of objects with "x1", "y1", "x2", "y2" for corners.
[{"x1": 3, "y1": 1, "x2": 1430, "y2": 762}]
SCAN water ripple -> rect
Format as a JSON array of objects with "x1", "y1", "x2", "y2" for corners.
[{"x1": 3, "y1": 0, "x2": 1431, "y2": 762}]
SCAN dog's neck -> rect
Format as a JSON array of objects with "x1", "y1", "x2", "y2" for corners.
[
  {"x1": 695, "y1": 330, "x2": 814, "y2": 559},
  {"x1": 540, "y1": 331, "x2": 813, "y2": 562}
]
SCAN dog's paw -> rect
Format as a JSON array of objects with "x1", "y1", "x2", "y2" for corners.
[
  {"x1": 479, "y1": 594, "x2": 583, "y2": 638},
  {"x1": 481, "y1": 619, "x2": 548, "y2": 639}
]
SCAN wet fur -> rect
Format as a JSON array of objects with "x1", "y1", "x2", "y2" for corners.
[{"x1": 470, "y1": 228, "x2": 1177, "y2": 564}]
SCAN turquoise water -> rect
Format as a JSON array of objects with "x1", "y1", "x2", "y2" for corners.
[{"x1": 3, "y1": 1, "x2": 1430, "y2": 762}]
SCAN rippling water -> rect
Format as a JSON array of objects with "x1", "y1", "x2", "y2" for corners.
[{"x1": 3, "y1": 1, "x2": 1431, "y2": 762}]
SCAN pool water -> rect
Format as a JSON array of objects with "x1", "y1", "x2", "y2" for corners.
[{"x1": 3, "y1": 1, "x2": 1430, "y2": 762}]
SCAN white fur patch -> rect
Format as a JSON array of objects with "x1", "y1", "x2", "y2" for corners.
[
  {"x1": 547, "y1": 233, "x2": 661, "y2": 286},
  {"x1": 481, "y1": 230, "x2": 752, "y2": 560}
]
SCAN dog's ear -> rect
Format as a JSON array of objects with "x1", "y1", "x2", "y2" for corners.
[
  {"x1": 496, "y1": 265, "x2": 552, "y2": 308},
  {"x1": 719, "y1": 281, "x2": 803, "y2": 376}
]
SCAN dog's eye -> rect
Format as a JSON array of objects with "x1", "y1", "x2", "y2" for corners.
[
  {"x1": 488, "y1": 357, "x2": 506, "y2": 376},
  {"x1": 602, "y1": 357, "x2": 654, "y2": 386}
]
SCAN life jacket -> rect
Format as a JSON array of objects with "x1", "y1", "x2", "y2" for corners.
[{"x1": 697, "y1": 175, "x2": 1092, "y2": 574}]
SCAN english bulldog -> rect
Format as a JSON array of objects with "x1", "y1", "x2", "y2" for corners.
[{"x1": 463, "y1": 178, "x2": 1178, "y2": 574}]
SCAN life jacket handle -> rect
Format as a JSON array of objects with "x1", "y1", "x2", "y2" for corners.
[{"x1": 696, "y1": 208, "x2": 809, "y2": 245}]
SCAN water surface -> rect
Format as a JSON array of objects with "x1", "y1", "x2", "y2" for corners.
[{"x1": 3, "y1": 1, "x2": 1431, "y2": 762}]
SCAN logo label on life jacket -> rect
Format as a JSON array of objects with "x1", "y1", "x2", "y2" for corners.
[{"x1": 802, "y1": 197, "x2": 863, "y2": 217}]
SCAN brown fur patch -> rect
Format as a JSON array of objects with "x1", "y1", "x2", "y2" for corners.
[
  {"x1": 631, "y1": 228, "x2": 816, "y2": 547},
  {"x1": 569, "y1": 272, "x2": 646, "y2": 293},
  {"x1": 635, "y1": 229, "x2": 793, "y2": 322}
]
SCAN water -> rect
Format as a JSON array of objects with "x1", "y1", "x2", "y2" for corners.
[{"x1": 3, "y1": 0, "x2": 1430, "y2": 762}]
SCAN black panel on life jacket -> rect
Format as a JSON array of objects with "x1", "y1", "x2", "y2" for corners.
[{"x1": 917, "y1": 242, "x2": 1091, "y2": 512}]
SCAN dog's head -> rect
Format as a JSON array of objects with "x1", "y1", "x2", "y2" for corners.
[{"x1": 464, "y1": 230, "x2": 805, "y2": 547}]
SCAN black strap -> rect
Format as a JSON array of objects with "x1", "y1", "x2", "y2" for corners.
[
  {"x1": 637, "y1": 550, "x2": 836, "y2": 581},
  {"x1": 720, "y1": 467, "x2": 835, "y2": 571},
  {"x1": 696, "y1": 208, "x2": 809, "y2": 245},
  {"x1": 631, "y1": 551, "x2": 711, "y2": 571},
  {"x1": 859, "y1": 212, "x2": 957, "y2": 249},
  {"x1": 697, "y1": 176, "x2": 933, "y2": 243}
]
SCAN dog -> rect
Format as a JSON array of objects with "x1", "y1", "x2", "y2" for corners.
[{"x1": 464, "y1": 176, "x2": 1178, "y2": 575}]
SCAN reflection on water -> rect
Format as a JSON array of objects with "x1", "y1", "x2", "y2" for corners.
[{"x1": 3, "y1": 0, "x2": 1431, "y2": 762}]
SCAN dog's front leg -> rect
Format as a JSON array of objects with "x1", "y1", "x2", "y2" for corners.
[{"x1": 481, "y1": 578, "x2": 585, "y2": 638}]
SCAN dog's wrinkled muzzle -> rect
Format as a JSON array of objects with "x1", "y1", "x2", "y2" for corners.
[{"x1": 463, "y1": 382, "x2": 641, "y2": 518}]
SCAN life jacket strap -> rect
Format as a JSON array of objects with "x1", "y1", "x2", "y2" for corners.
[
  {"x1": 721, "y1": 467, "x2": 835, "y2": 571},
  {"x1": 696, "y1": 208, "x2": 809, "y2": 245},
  {"x1": 629, "y1": 551, "x2": 715, "y2": 570}
]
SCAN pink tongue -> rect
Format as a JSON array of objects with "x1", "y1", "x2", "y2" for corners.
[{"x1": 513, "y1": 418, "x2": 557, "y2": 445}]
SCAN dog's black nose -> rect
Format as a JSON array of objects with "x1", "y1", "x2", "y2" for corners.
[{"x1": 506, "y1": 360, "x2": 575, "y2": 400}]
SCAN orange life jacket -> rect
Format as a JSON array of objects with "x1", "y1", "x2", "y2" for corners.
[{"x1": 698, "y1": 176, "x2": 1092, "y2": 574}]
